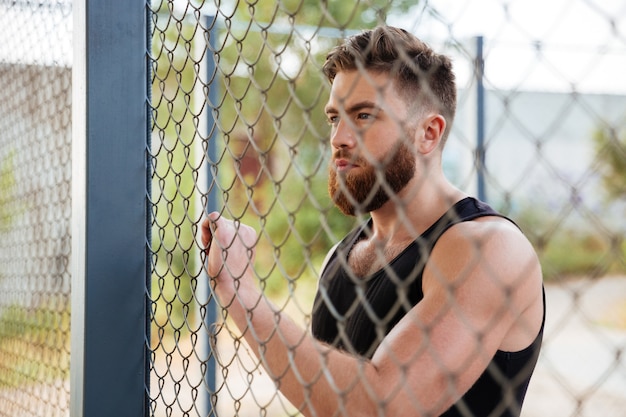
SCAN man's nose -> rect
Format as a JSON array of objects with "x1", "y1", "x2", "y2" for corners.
[{"x1": 330, "y1": 119, "x2": 357, "y2": 150}]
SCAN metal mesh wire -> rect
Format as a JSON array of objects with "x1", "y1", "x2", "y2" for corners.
[
  {"x1": 1, "y1": 0, "x2": 623, "y2": 416},
  {"x1": 0, "y1": 1, "x2": 72, "y2": 416},
  {"x1": 147, "y1": 1, "x2": 626, "y2": 416}
]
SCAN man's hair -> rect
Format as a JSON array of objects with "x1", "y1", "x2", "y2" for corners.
[{"x1": 323, "y1": 26, "x2": 457, "y2": 145}]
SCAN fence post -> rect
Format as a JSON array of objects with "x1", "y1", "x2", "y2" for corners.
[
  {"x1": 203, "y1": 13, "x2": 220, "y2": 416},
  {"x1": 475, "y1": 35, "x2": 487, "y2": 202},
  {"x1": 71, "y1": 1, "x2": 148, "y2": 416}
]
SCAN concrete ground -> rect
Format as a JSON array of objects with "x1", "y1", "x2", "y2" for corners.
[{"x1": 522, "y1": 275, "x2": 626, "y2": 417}]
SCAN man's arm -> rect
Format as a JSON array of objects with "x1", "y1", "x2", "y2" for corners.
[
  {"x1": 201, "y1": 214, "x2": 543, "y2": 417},
  {"x1": 370, "y1": 217, "x2": 543, "y2": 414}
]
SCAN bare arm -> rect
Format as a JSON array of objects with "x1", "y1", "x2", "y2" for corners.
[
  {"x1": 201, "y1": 213, "x2": 543, "y2": 417},
  {"x1": 202, "y1": 212, "x2": 370, "y2": 415}
]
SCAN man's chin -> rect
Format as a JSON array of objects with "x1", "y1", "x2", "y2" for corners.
[
  {"x1": 331, "y1": 189, "x2": 393, "y2": 217},
  {"x1": 330, "y1": 191, "x2": 357, "y2": 217}
]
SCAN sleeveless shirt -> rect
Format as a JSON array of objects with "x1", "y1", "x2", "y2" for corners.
[{"x1": 311, "y1": 197, "x2": 544, "y2": 417}]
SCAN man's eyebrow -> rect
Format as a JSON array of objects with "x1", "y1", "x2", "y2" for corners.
[{"x1": 324, "y1": 100, "x2": 381, "y2": 115}]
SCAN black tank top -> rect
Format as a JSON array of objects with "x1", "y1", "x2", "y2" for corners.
[{"x1": 311, "y1": 197, "x2": 544, "y2": 417}]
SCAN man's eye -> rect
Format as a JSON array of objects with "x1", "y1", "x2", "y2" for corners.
[
  {"x1": 357, "y1": 113, "x2": 372, "y2": 120},
  {"x1": 327, "y1": 115, "x2": 339, "y2": 125}
]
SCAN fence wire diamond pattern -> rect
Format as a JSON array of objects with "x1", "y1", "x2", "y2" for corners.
[{"x1": 147, "y1": 1, "x2": 626, "y2": 417}]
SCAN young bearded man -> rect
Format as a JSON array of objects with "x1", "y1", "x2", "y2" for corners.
[{"x1": 201, "y1": 26, "x2": 544, "y2": 417}]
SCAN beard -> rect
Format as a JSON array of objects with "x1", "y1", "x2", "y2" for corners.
[{"x1": 328, "y1": 141, "x2": 416, "y2": 216}]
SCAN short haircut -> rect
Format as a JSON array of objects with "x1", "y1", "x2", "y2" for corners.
[{"x1": 323, "y1": 26, "x2": 457, "y2": 145}]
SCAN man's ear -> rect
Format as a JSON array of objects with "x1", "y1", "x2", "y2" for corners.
[{"x1": 418, "y1": 114, "x2": 446, "y2": 154}]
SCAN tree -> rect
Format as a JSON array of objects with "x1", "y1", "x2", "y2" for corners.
[
  {"x1": 594, "y1": 126, "x2": 626, "y2": 201},
  {"x1": 0, "y1": 150, "x2": 15, "y2": 231}
]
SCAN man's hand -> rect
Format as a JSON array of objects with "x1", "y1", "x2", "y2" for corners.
[{"x1": 201, "y1": 212, "x2": 258, "y2": 300}]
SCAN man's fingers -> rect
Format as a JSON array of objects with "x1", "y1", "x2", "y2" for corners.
[
  {"x1": 201, "y1": 212, "x2": 220, "y2": 249},
  {"x1": 202, "y1": 212, "x2": 259, "y2": 254}
]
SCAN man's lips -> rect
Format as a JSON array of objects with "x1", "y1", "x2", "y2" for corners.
[{"x1": 334, "y1": 158, "x2": 358, "y2": 172}]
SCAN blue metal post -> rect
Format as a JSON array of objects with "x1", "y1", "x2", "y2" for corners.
[
  {"x1": 204, "y1": 13, "x2": 220, "y2": 417},
  {"x1": 71, "y1": 1, "x2": 148, "y2": 416},
  {"x1": 475, "y1": 36, "x2": 487, "y2": 202}
]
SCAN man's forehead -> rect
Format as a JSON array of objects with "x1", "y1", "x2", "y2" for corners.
[{"x1": 326, "y1": 71, "x2": 397, "y2": 111}]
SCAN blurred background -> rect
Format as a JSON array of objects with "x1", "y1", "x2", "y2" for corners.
[{"x1": 0, "y1": 0, "x2": 624, "y2": 416}]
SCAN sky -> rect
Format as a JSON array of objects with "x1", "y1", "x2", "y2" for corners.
[
  {"x1": 1, "y1": 0, "x2": 625, "y2": 94},
  {"x1": 389, "y1": 0, "x2": 626, "y2": 93},
  {"x1": 0, "y1": 2, "x2": 72, "y2": 67}
]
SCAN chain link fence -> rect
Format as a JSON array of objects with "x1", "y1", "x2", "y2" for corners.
[
  {"x1": 0, "y1": 0, "x2": 625, "y2": 416},
  {"x1": 147, "y1": 1, "x2": 626, "y2": 416},
  {"x1": 0, "y1": 1, "x2": 72, "y2": 416}
]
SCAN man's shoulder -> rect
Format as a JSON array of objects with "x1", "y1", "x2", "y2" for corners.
[
  {"x1": 445, "y1": 214, "x2": 527, "y2": 245},
  {"x1": 422, "y1": 212, "x2": 544, "y2": 348},
  {"x1": 427, "y1": 215, "x2": 541, "y2": 286}
]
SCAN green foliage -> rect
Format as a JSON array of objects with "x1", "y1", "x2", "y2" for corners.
[
  {"x1": 593, "y1": 127, "x2": 626, "y2": 201},
  {"x1": 511, "y1": 203, "x2": 626, "y2": 281},
  {"x1": 0, "y1": 303, "x2": 71, "y2": 387},
  {"x1": 540, "y1": 231, "x2": 617, "y2": 280},
  {"x1": 150, "y1": 15, "x2": 203, "y2": 340},
  {"x1": 0, "y1": 150, "x2": 16, "y2": 230}
]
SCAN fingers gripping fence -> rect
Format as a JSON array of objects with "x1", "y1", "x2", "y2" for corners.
[{"x1": 146, "y1": 1, "x2": 626, "y2": 417}]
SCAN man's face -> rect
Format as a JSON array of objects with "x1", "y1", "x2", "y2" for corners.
[{"x1": 325, "y1": 70, "x2": 417, "y2": 216}]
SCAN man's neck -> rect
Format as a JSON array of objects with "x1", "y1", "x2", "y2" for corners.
[{"x1": 368, "y1": 175, "x2": 466, "y2": 244}]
